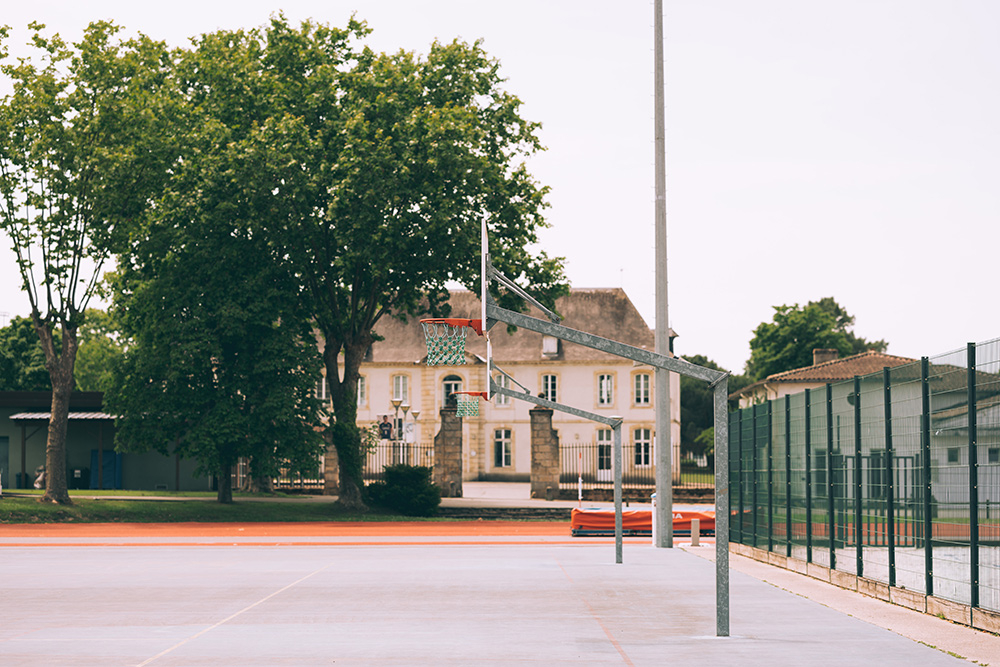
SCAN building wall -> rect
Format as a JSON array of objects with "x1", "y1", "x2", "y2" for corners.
[
  {"x1": 0, "y1": 399, "x2": 213, "y2": 492},
  {"x1": 345, "y1": 358, "x2": 681, "y2": 482}
]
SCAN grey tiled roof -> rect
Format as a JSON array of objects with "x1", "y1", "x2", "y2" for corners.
[{"x1": 367, "y1": 288, "x2": 658, "y2": 364}]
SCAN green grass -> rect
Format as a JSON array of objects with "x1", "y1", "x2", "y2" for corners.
[
  {"x1": 0, "y1": 493, "x2": 425, "y2": 524},
  {"x1": 679, "y1": 471, "x2": 714, "y2": 485}
]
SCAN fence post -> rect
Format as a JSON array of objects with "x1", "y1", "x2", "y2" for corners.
[
  {"x1": 921, "y1": 357, "x2": 933, "y2": 597},
  {"x1": 805, "y1": 387, "x2": 812, "y2": 563},
  {"x1": 854, "y1": 376, "x2": 864, "y2": 578},
  {"x1": 884, "y1": 367, "x2": 896, "y2": 588},
  {"x1": 968, "y1": 343, "x2": 980, "y2": 609},
  {"x1": 751, "y1": 405, "x2": 758, "y2": 548},
  {"x1": 737, "y1": 409, "x2": 744, "y2": 544},
  {"x1": 767, "y1": 400, "x2": 774, "y2": 553},
  {"x1": 827, "y1": 383, "x2": 836, "y2": 570},
  {"x1": 785, "y1": 394, "x2": 792, "y2": 558}
]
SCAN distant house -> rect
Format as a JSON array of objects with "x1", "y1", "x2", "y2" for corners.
[
  {"x1": 733, "y1": 348, "x2": 916, "y2": 408},
  {"x1": 322, "y1": 288, "x2": 682, "y2": 482}
]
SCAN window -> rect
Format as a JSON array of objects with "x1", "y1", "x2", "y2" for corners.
[
  {"x1": 634, "y1": 428, "x2": 652, "y2": 467},
  {"x1": 598, "y1": 374, "x2": 614, "y2": 406},
  {"x1": 990, "y1": 448, "x2": 1000, "y2": 464},
  {"x1": 542, "y1": 374, "x2": 558, "y2": 402},
  {"x1": 494, "y1": 428, "x2": 512, "y2": 467},
  {"x1": 315, "y1": 377, "x2": 329, "y2": 402},
  {"x1": 443, "y1": 374, "x2": 463, "y2": 407},
  {"x1": 542, "y1": 335, "x2": 559, "y2": 358},
  {"x1": 597, "y1": 429, "x2": 612, "y2": 474},
  {"x1": 392, "y1": 374, "x2": 409, "y2": 403},
  {"x1": 634, "y1": 373, "x2": 651, "y2": 405},
  {"x1": 357, "y1": 376, "x2": 366, "y2": 408},
  {"x1": 495, "y1": 372, "x2": 511, "y2": 406},
  {"x1": 947, "y1": 447, "x2": 960, "y2": 464}
]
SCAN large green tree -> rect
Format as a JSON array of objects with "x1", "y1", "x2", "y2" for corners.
[
  {"x1": 0, "y1": 23, "x2": 175, "y2": 503},
  {"x1": 106, "y1": 203, "x2": 326, "y2": 503},
  {"x1": 175, "y1": 17, "x2": 565, "y2": 509},
  {"x1": 105, "y1": 58, "x2": 327, "y2": 501},
  {"x1": 745, "y1": 298, "x2": 884, "y2": 381}
]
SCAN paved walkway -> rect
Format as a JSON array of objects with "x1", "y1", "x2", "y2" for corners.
[{"x1": 0, "y1": 482, "x2": 996, "y2": 665}]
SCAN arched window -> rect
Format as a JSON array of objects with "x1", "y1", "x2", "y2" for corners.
[{"x1": 443, "y1": 374, "x2": 463, "y2": 407}]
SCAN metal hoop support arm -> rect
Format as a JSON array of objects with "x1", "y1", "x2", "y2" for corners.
[
  {"x1": 485, "y1": 259, "x2": 562, "y2": 327},
  {"x1": 489, "y1": 375, "x2": 623, "y2": 428},
  {"x1": 485, "y1": 302, "x2": 726, "y2": 384}
]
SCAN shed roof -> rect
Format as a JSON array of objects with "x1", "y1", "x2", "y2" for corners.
[
  {"x1": 9, "y1": 412, "x2": 114, "y2": 421},
  {"x1": 733, "y1": 350, "x2": 917, "y2": 400}
]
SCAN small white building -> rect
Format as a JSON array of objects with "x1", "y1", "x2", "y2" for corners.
[{"x1": 327, "y1": 288, "x2": 681, "y2": 482}]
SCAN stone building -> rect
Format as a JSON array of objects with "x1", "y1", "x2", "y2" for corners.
[{"x1": 321, "y1": 288, "x2": 682, "y2": 483}]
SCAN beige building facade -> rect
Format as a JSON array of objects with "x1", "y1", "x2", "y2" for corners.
[{"x1": 329, "y1": 288, "x2": 681, "y2": 482}]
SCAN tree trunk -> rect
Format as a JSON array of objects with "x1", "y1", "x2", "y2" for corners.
[
  {"x1": 33, "y1": 315, "x2": 78, "y2": 505},
  {"x1": 217, "y1": 459, "x2": 234, "y2": 504},
  {"x1": 325, "y1": 335, "x2": 370, "y2": 511}
]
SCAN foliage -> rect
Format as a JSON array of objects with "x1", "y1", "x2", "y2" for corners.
[
  {"x1": 74, "y1": 309, "x2": 126, "y2": 393},
  {"x1": 694, "y1": 427, "x2": 715, "y2": 465},
  {"x1": 0, "y1": 309, "x2": 126, "y2": 393},
  {"x1": 679, "y1": 354, "x2": 750, "y2": 456},
  {"x1": 106, "y1": 175, "x2": 326, "y2": 503},
  {"x1": 745, "y1": 299, "x2": 879, "y2": 381},
  {"x1": 0, "y1": 22, "x2": 177, "y2": 503},
  {"x1": 0, "y1": 316, "x2": 52, "y2": 390},
  {"x1": 365, "y1": 464, "x2": 441, "y2": 517},
  {"x1": 173, "y1": 16, "x2": 566, "y2": 509},
  {"x1": 808, "y1": 297, "x2": 888, "y2": 355}
]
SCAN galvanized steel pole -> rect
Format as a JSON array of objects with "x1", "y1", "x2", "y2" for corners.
[
  {"x1": 714, "y1": 377, "x2": 730, "y2": 637},
  {"x1": 614, "y1": 420, "x2": 623, "y2": 564},
  {"x1": 653, "y1": 0, "x2": 672, "y2": 550}
]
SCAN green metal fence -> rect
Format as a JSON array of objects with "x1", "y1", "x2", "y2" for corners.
[{"x1": 729, "y1": 339, "x2": 1000, "y2": 614}]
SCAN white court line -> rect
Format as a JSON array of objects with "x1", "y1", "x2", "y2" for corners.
[{"x1": 135, "y1": 561, "x2": 335, "y2": 666}]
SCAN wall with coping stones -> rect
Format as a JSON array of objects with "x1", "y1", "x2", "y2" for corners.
[
  {"x1": 530, "y1": 407, "x2": 559, "y2": 500},
  {"x1": 322, "y1": 435, "x2": 339, "y2": 495},
  {"x1": 434, "y1": 405, "x2": 463, "y2": 497}
]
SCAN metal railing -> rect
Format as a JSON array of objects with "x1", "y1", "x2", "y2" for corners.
[
  {"x1": 558, "y1": 441, "x2": 713, "y2": 494},
  {"x1": 363, "y1": 441, "x2": 435, "y2": 483}
]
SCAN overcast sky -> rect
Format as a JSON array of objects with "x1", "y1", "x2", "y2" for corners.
[{"x1": 2, "y1": 1, "x2": 998, "y2": 374}]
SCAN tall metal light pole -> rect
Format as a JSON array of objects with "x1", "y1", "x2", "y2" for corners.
[{"x1": 653, "y1": 0, "x2": 673, "y2": 548}]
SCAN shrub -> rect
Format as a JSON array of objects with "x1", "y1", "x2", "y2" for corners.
[{"x1": 366, "y1": 464, "x2": 441, "y2": 517}]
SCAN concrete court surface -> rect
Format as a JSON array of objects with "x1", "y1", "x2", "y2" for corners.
[{"x1": 0, "y1": 537, "x2": 990, "y2": 666}]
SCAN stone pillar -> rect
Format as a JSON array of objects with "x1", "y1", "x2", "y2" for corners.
[
  {"x1": 530, "y1": 407, "x2": 560, "y2": 500},
  {"x1": 322, "y1": 433, "x2": 339, "y2": 496},
  {"x1": 434, "y1": 405, "x2": 463, "y2": 498}
]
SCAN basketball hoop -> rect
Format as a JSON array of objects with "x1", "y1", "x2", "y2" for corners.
[
  {"x1": 420, "y1": 318, "x2": 483, "y2": 365},
  {"x1": 453, "y1": 391, "x2": 488, "y2": 417}
]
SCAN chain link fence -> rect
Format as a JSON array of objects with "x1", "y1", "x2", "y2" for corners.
[{"x1": 729, "y1": 339, "x2": 1000, "y2": 614}]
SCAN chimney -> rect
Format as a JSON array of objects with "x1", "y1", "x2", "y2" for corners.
[{"x1": 813, "y1": 349, "x2": 839, "y2": 366}]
